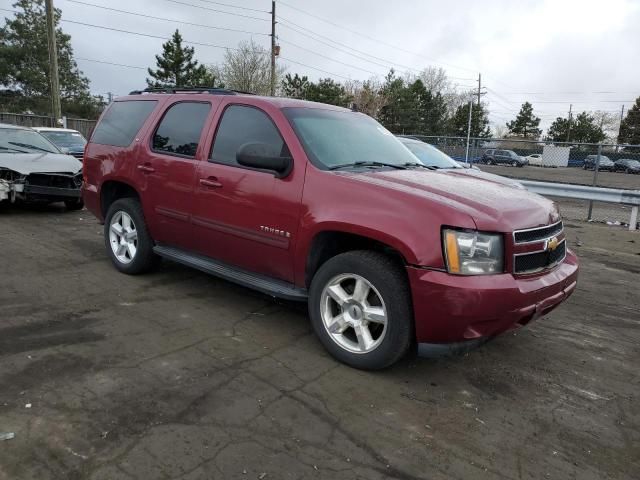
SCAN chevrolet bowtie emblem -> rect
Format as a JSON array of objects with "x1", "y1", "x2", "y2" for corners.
[{"x1": 546, "y1": 236, "x2": 559, "y2": 252}]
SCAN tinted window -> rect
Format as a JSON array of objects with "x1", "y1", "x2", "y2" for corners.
[
  {"x1": 211, "y1": 105, "x2": 285, "y2": 166},
  {"x1": 153, "y1": 102, "x2": 210, "y2": 157},
  {"x1": 91, "y1": 101, "x2": 157, "y2": 147},
  {"x1": 283, "y1": 108, "x2": 416, "y2": 169}
]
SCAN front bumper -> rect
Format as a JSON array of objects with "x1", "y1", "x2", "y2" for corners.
[
  {"x1": 24, "y1": 185, "x2": 81, "y2": 198},
  {"x1": 408, "y1": 250, "x2": 579, "y2": 348}
]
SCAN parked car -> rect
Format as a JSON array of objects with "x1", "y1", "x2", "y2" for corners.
[
  {"x1": 525, "y1": 153, "x2": 543, "y2": 166},
  {"x1": 0, "y1": 123, "x2": 83, "y2": 209},
  {"x1": 613, "y1": 158, "x2": 640, "y2": 174},
  {"x1": 481, "y1": 149, "x2": 528, "y2": 167},
  {"x1": 33, "y1": 127, "x2": 87, "y2": 161},
  {"x1": 582, "y1": 155, "x2": 614, "y2": 171},
  {"x1": 397, "y1": 137, "x2": 525, "y2": 189},
  {"x1": 82, "y1": 88, "x2": 579, "y2": 370}
]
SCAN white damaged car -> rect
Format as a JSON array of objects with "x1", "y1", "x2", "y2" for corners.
[{"x1": 0, "y1": 123, "x2": 84, "y2": 210}]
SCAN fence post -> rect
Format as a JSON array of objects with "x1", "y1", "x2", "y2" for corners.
[{"x1": 587, "y1": 143, "x2": 602, "y2": 221}]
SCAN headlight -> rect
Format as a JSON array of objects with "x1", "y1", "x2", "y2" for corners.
[{"x1": 443, "y1": 229, "x2": 504, "y2": 275}]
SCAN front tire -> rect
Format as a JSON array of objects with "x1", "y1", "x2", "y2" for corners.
[
  {"x1": 308, "y1": 251, "x2": 412, "y2": 370},
  {"x1": 104, "y1": 198, "x2": 158, "y2": 275}
]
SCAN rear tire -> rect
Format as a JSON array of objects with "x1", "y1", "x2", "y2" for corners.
[
  {"x1": 511, "y1": 160, "x2": 518, "y2": 167},
  {"x1": 104, "y1": 197, "x2": 158, "y2": 275},
  {"x1": 308, "y1": 251, "x2": 412, "y2": 370}
]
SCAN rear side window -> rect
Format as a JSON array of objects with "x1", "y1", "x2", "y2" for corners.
[
  {"x1": 152, "y1": 102, "x2": 211, "y2": 157},
  {"x1": 91, "y1": 100, "x2": 157, "y2": 147},
  {"x1": 210, "y1": 105, "x2": 285, "y2": 166}
]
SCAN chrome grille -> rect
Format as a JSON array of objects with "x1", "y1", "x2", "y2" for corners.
[
  {"x1": 514, "y1": 240, "x2": 566, "y2": 274},
  {"x1": 513, "y1": 220, "x2": 563, "y2": 244}
]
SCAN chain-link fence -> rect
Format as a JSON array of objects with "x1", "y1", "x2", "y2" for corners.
[
  {"x1": 408, "y1": 135, "x2": 640, "y2": 191},
  {"x1": 0, "y1": 112, "x2": 97, "y2": 139}
]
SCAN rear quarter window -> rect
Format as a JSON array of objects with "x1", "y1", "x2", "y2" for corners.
[{"x1": 91, "y1": 100, "x2": 157, "y2": 147}]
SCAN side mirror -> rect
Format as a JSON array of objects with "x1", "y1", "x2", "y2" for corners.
[{"x1": 237, "y1": 142, "x2": 292, "y2": 177}]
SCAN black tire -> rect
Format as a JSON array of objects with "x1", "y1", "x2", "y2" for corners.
[
  {"x1": 65, "y1": 198, "x2": 84, "y2": 211},
  {"x1": 104, "y1": 197, "x2": 158, "y2": 275},
  {"x1": 308, "y1": 250, "x2": 413, "y2": 370},
  {"x1": 583, "y1": 164, "x2": 587, "y2": 170},
  {"x1": 626, "y1": 168, "x2": 631, "y2": 174},
  {"x1": 511, "y1": 160, "x2": 518, "y2": 167}
]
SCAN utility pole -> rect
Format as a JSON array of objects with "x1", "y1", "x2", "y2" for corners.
[
  {"x1": 107, "y1": 92, "x2": 113, "y2": 104},
  {"x1": 617, "y1": 104, "x2": 625, "y2": 145},
  {"x1": 45, "y1": 0, "x2": 62, "y2": 126},
  {"x1": 476, "y1": 73, "x2": 482, "y2": 109},
  {"x1": 465, "y1": 100, "x2": 473, "y2": 163},
  {"x1": 270, "y1": 0, "x2": 276, "y2": 96},
  {"x1": 565, "y1": 104, "x2": 572, "y2": 142}
]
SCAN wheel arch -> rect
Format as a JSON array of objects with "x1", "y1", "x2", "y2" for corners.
[
  {"x1": 100, "y1": 180, "x2": 141, "y2": 218},
  {"x1": 302, "y1": 227, "x2": 413, "y2": 289}
]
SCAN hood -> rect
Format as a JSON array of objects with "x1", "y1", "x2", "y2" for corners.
[
  {"x1": 0, "y1": 152, "x2": 82, "y2": 175},
  {"x1": 342, "y1": 169, "x2": 559, "y2": 232},
  {"x1": 447, "y1": 167, "x2": 524, "y2": 189}
]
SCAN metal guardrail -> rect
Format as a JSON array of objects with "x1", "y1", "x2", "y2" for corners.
[{"x1": 519, "y1": 180, "x2": 640, "y2": 231}]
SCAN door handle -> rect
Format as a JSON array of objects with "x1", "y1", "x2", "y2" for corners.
[
  {"x1": 200, "y1": 177, "x2": 223, "y2": 188},
  {"x1": 137, "y1": 164, "x2": 155, "y2": 174}
]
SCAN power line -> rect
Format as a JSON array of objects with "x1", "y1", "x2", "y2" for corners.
[
  {"x1": 62, "y1": 0, "x2": 269, "y2": 35},
  {"x1": 60, "y1": 18, "x2": 245, "y2": 51},
  {"x1": 279, "y1": 57, "x2": 350, "y2": 80},
  {"x1": 279, "y1": 38, "x2": 381, "y2": 76},
  {"x1": 76, "y1": 57, "x2": 147, "y2": 70},
  {"x1": 277, "y1": 1, "x2": 476, "y2": 73},
  {"x1": 161, "y1": 0, "x2": 269, "y2": 21},
  {"x1": 187, "y1": 0, "x2": 268, "y2": 14}
]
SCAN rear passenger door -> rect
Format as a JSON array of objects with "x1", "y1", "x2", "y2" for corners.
[
  {"x1": 135, "y1": 101, "x2": 212, "y2": 249},
  {"x1": 191, "y1": 102, "x2": 305, "y2": 283}
]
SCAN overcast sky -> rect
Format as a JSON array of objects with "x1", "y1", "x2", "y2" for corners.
[{"x1": 4, "y1": 0, "x2": 639, "y2": 131}]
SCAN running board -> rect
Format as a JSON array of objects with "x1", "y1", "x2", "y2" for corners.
[{"x1": 153, "y1": 245, "x2": 308, "y2": 301}]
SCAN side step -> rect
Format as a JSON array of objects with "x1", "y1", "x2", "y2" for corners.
[{"x1": 153, "y1": 245, "x2": 308, "y2": 302}]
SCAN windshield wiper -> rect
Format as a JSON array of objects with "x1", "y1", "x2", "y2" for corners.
[
  {"x1": 329, "y1": 161, "x2": 407, "y2": 171},
  {"x1": 401, "y1": 162, "x2": 438, "y2": 170},
  {"x1": 8, "y1": 141, "x2": 53, "y2": 153},
  {"x1": 0, "y1": 145, "x2": 29, "y2": 153}
]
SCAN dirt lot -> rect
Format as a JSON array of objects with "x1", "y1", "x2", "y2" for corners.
[
  {"x1": 479, "y1": 164, "x2": 640, "y2": 190},
  {"x1": 1, "y1": 203, "x2": 638, "y2": 480}
]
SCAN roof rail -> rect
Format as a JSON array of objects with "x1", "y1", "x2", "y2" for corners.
[{"x1": 128, "y1": 87, "x2": 254, "y2": 96}]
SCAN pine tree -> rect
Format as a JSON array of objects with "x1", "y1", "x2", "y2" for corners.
[
  {"x1": 547, "y1": 112, "x2": 605, "y2": 143},
  {"x1": 448, "y1": 102, "x2": 491, "y2": 138},
  {"x1": 0, "y1": 0, "x2": 100, "y2": 116},
  {"x1": 506, "y1": 102, "x2": 542, "y2": 138},
  {"x1": 618, "y1": 97, "x2": 640, "y2": 146},
  {"x1": 281, "y1": 73, "x2": 310, "y2": 99},
  {"x1": 146, "y1": 30, "x2": 214, "y2": 88}
]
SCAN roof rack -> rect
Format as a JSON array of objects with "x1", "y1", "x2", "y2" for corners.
[{"x1": 128, "y1": 87, "x2": 254, "y2": 96}]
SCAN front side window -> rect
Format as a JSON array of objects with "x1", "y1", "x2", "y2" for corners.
[
  {"x1": 283, "y1": 108, "x2": 416, "y2": 169},
  {"x1": 92, "y1": 100, "x2": 157, "y2": 147},
  {"x1": 153, "y1": 102, "x2": 211, "y2": 157},
  {"x1": 211, "y1": 105, "x2": 286, "y2": 166}
]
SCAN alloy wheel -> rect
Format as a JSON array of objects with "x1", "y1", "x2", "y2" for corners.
[
  {"x1": 109, "y1": 211, "x2": 138, "y2": 264},
  {"x1": 320, "y1": 273, "x2": 388, "y2": 354}
]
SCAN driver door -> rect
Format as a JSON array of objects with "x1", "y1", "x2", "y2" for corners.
[{"x1": 190, "y1": 103, "x2": 305, "y2": 283}]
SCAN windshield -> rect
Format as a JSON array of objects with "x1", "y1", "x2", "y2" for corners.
[
  {"x1": 399, "y1": 139, "x2": 461, "y2": 169},
  {"x1": 39, "y1": 130, "x2": 86, "y2": 149},
  {"x1": 283, "y1": 108, "x2": 417, "y2": 169},
  {"x1": 0, "y1": 128, "x2": 60, "y2": 154}
]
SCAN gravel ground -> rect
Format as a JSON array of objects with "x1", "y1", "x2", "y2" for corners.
[
  {"x1": 0, "y1": 203, "x2": 638, "y2": 480},
  {"x1": 478, "y1": 164, "x2": 640, "y2": 190}
]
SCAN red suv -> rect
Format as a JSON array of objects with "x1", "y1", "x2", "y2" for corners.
[{"x1": 82, "y1": 88, "x2": 579, "y2": 369}]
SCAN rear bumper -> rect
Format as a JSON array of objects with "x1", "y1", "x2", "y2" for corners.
[
  {"x1": 408, "y1": 250, "x2": 579, "y2": 346},
  {"x1": 82, "y1": 183, "x2": 102, "y2": 221}
]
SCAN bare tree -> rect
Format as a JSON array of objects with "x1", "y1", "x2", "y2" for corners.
[
  {"x1": 343, "y1": 78, "x2": 385, "y2": 117},
  {"x1": 592, "y1": 110, "x2": 620, "y2": 142},
  {"x1": 211, "y1": 40, "x2": 285, "y2": 95}
]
